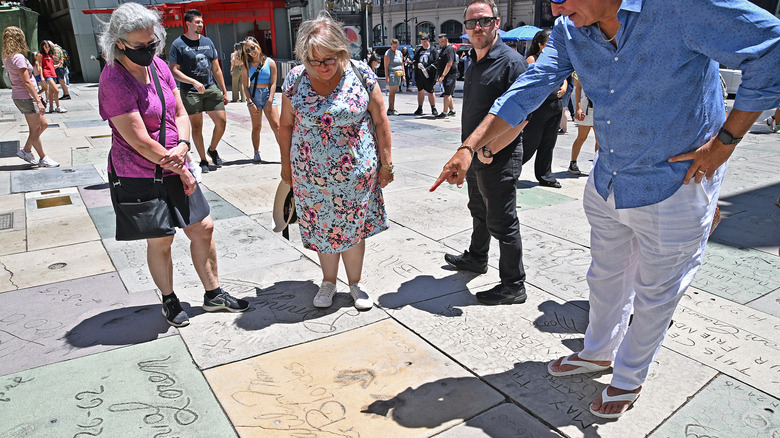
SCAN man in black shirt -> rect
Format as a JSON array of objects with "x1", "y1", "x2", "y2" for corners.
[
  {"x1": 442, "y1": 0, "x2": 529, "y2": 305},
  {"x1": 412, "y1": 35, "x2": 439, "y2": 116},
  {"x1": 435, "y1": 34, "x2": 458, "y2": 118}
]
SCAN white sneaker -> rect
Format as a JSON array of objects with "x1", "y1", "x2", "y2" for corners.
[
  {"x1": 765, "y1": 116, "x2": 777, "y2": 132},
  {"x1": 313, "y1": 281, "x2": 337, "y2": 308},
  {"x1": 349, "y1": 282, "x2": 373, "y2": 310},
  {"x1": 54, "y1": 107, "x2": 67, "y2": 113},
  {"x1": 253, "y1": 150, "x2": 261, "y2": 163},
  {"x1": 16, "y1": 150, "x2": 38, "y2": 165},
  {"x1": 39, "y1": 156, "x2": 60, "y2": 168}
]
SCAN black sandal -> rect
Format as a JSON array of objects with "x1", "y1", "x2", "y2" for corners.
[{"x1": 540, "y1": 180, "x2": 562, "y2": 188}]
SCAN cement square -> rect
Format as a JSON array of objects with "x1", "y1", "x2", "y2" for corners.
[
  {"x1": 385, "y1": 186, "x2": 471, "y2": 241},
  {"x1": 204, "y1": 319, "x2": 505, "y2": 437},
  {"x1": 10, "y1": 165, "x2": 104, "y2": 193},
  {"x1": 0, "y1": 336, "x2": 236, "y2": 438},
  {"x1": 649, "y1": 375, "x2": 779, "y2": 438},
  {"x1": 103, "y1": 215, "x2": 302, "y2": 293},
  {"x1": 437, "y1": 403, "x2": 564, "y2": 437},
  {"x1": 64, "y1": 119, "x2": 108, "y2": 129},
  {"x1": 87, "y1": 205, "x2": 116, "y2": 239},
  {"x1": 78, "y1": 182, "x2": 112, "y2": 209},
  {"x1": 747, "y1": 288, "x2": 780, "y2": 319},
  {"x1": 692, "y1": 242, "x2": 780, "y2": 304},
  {"x1": 174, "y1": 258, "x2": 388, "y2": 369},
  {"x1": 0, "y1": 241, "x2": 114, "y2": 293},
  {"x1": 516, "y1": 186, "x2": 579, "y2": 211},
  {"x1": 0, "y1": 272, "x2": 177, "y2": 376},
  {"x1": 204, "y1": 190, "x2": 245, "y2": 221},
  {"x1": 71, "y1": 146, "x2": 109, "y2": 166},
  {"x1": 515, "y1": 200, "x2": 592, "y2": 247},
  {"x1": 0, "y1": 229, "x2": 26, "y2": 256},
  {"x1": 0, "y1": 171, "x2": 10, "y2": 195}
]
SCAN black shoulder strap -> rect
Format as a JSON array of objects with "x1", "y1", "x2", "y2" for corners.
[
  {"x1": 147, "y1": 62, "x2": 165, "y2": 182},
  {"x1": 291, "y1": 60, "x2": 369, "y2": 96}
]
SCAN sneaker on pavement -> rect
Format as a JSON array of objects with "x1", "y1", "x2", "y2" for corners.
[
  {"x1": 199, "y1": 160, "x2": 210, "y2": 174},
  {"x1": 54, "y1": 106, "x2": 67, "y2": 113},
  {"x1": 47, "y1": 107, "x2": 54, "y2": 113},
  {"x1": 162, "y1": 295, "x2": 190, "y2": 327},
  {"x1": 766, "y1": 116, "x2": 777, "y2": 132},
  {"x1": 413, "y1": 108, "x2": 423, "y2": 116},
  {"x1": 448, "y1": 110, "x2": 456, "y2": 116},
  {"x1": 444, "y1": 251, "x2": 488, "y2": 274},
  {"x1": 16, "y1": 150, "x2": 38, "y2": 166},
  {"x1": 387, "y1": 109, "x2": 398, "y2": 116},
  {"x1": 568, "y1": 161, "x2": 583, "y2": 175},
  {"x1": 203, "y1": 290, "x2": 250, "y2": 313},
  {"x1": 349, "y1": 282, "x2": 373, "y2": 310},
  {"x1": 60, "y1": 94, "x2": 71, "y2": 100},
  {"x1": 253, "y1": 150, "x2": 262, "y2": 163},
  {"x1": 207, "y1": 149, "x2": 223, "y2": 167},
  {"x1": 39, "y1": 156, "x2": 60, "y2": 168},
  {"x1": 435, "y1": 111, "x2": 448, "y2": 118},
  {"x1": 476, "y1": 283, "x2": 527, "y2": 305},
  {"x1": 431, "y1": 107, "x2": 439, "y2": 116},
  {"x1": 313, "y1": 281, "x2": 337, "y2": 308}
]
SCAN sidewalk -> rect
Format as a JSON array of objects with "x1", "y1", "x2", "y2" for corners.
[{"x1": 0, "y1": 83, "x2": 778, "y2": 438}]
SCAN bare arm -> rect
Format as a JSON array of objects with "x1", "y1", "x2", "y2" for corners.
[
  {"x1": 366, "y1": 84, "x2": 393, "y2": 188},
  {"x1": 439, "y1": 61, "x2": 454, "y2": 80},
  {"x1": 211, "y1": 58, "x2": 229, "y2": 105},
  {"x1": 279, "y1": 95, "x2": 295, "y2": 186},
  {"x1": 267, "y1": 59, "x2": 278, "y2": 109}
]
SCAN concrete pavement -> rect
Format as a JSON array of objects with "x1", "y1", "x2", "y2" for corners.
[{"x1": 0, "y1": 82, "x2": 779, "y2": 437}]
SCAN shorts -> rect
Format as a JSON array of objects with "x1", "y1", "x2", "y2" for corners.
[
  {"x1": 182, "y1": 84, "x2": 225, "y2": 115},
  {"x1": 415, "y1": 72, "x2": 435, "y2": 93},
  {"x1": 55, "y1": 67, "x2": 67, "y2": 81},
  {"x1": 111, "y1": 174, "x2": 211, "y2": 230},
  {"x1": 387, "y1": 71, "x2": 403, "y2": 87},
  {"x1": 44, "y1": 76, "x2": 57, "y2": 82},
  {"x1": 441, "y1": 75, "x2": 457, "y2": 96},
  {"x1": 247, "y1": 86, "x2": 270, "y2": 110},
  {"x1": 13, "y1": 99, "x2": 37, "y2": 115},
  {"x1": 34, "y1": 75, "x2": 42, "y2": 83}
]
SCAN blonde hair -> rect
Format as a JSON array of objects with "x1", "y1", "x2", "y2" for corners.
[
  {"x1": 2, "y1": 26, "x2": 29, "y2": 59},
  {"x1": 294, "y1": 11, "x2": 351, "y2": 71},
  {"x1": 241, "y1": 36, "x2": 266, "y2": 69}
]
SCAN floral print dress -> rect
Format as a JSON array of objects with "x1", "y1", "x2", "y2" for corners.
[{"x1": 282, "y1": 62, "x2": 388, "y2": 253}]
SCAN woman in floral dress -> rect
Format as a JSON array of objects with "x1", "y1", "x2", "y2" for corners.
[{"x1": 279, "y1": 12, "x2": 394, "y2": 310}]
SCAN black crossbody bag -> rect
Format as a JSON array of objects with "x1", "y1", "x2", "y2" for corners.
[{"x1": 108, "y1": 61, "x2": 176, "y2": 241}]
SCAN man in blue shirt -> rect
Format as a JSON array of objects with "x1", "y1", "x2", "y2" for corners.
[{"x1": 433, "y1": 0, "x2": 780, "y2": 419}]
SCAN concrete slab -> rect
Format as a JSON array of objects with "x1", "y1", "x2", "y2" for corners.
[
  {"x1": 437, "y1": 403, "x2": 564, "y2": 438},
  {"x1": 0, "y1": 272, "x2": 177, "y2": 376},
  {"x1": 10, "y1": 165, "x2": 104, "y2": 193},
  {"x1": 0, "y1": 230, "x2": 26, "y2": 256},
  {"x1": 385, "y1": 186, "x2": 471, "y2": 241},
  {"x1": 386, "y1": 289, "x2": 716, "y2": 437},
  {"x1": 103, "y1": 215, "x2": 302, "y2": 293},
  {"x1": 78, "y1": 182, "x2": 112, "y2": 209},
  {"x1": 649, "y1": 375, "x2": 779, "y2": 438},
  {"x1": 203, "y1": 191, "x2": 245, "y2": 221},
  {"x1": 175, "y1": 258, "x2": 388, "y2": 369},
  {"x1": 692, "y1": 242, "x2": 780, "y2": 304},
  {"x1": 516, "y1": 185, "x2": 579, "y2": 211},
  {"x1": 204, "y1": 319, "x2": 505, "y2": 437},
  {"x1": 71, "y1": 146, "x2": 109, "y2": 166},
  {"x1": 516, "y1": 200, "x2": 592, "y2": 247},
  {"x1": 0, "y1": 171, "x2": 10, "y2": 195},
  {"x1": 747, "y1": 288, "x2": 780, "y2": 319},
  {"x1": 64, "y1": 119, "x2": 109, "y2": 129},
  {"x1": 0, "y1": 336, "x2": 236, "y2": 438},
  {"x1": 206, "y1": 180, "x2": 279, "y2": 216},
  {"x1": 0, "y1": 241, "x2": 114, "y2": 293},
  {"x1": 87, "y1": 205, "x2": 116, "y2": 239}
]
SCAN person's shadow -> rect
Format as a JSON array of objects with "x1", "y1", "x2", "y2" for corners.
[
  {"x1": 376, "y1": 272, "x2": 488, "y2": 315},
  {"x1": 65, "y1": 305, "x2": 176, "y2": 348}
]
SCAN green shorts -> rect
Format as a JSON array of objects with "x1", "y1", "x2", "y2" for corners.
[{"x1": 182, "y1": 84, "x2": 225, "y2": 115}]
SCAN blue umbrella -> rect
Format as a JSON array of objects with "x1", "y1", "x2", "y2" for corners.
[
  {"x1": 501, "y1": 25, "x2": 543, "y2": 41},
  {"x1": 460, "y1": 29, "x2": 505, "y2": 41}
]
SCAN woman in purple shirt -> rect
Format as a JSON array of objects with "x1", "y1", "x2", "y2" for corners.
[
  {"x1": 98, "y1": 3, "x2": 248, "y2": 327},
  {"x1": 1, "y1": 27, "x2": 59, "y2": 167}
]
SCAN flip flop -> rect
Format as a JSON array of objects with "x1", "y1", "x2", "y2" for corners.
[
  {"x1": 589, "y1": 388, "x2": 640, "y2": 419},
  {"x1": 547, "y1": 354, "x2": 611, "y2": 377}
]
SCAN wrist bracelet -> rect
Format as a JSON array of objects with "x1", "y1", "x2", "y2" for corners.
[
  {"x1": 381, "y1": 164, "x2": 394, "y2": 174},
  {"x1": 457, "y1": 145, "x2": 475, "y2": 154}
]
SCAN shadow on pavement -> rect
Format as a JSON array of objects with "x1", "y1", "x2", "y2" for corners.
[{"x1": 65, "y1": 304, "x2": 174, "y2": 348}]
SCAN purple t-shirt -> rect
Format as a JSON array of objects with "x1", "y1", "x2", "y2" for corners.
[
  {"x1": 2, "y1": 54, "x2": 34, "y2": 100},
  {"x1": 99, "y1": 56, "x2": 179, "y2": 178}
]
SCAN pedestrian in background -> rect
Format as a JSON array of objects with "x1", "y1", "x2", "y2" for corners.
[
  {"x1": 279, "y1": 12, "x2": 393, "y2": 311},
  {"x1": 37, "y1": 41, "x2": 66, "y2": 113},
  {"x1": 412, "y1": 35, "x2": 438, "y2": 116},
  {"x1": 51, "y1": 42, "x2": 71, "y2": 100},
  {"x1": 2, "y1": 27, "x2": 59, "y2": 168},
  {"x1": 230, "y1": 43, "x2": 245, "y2": 103},
  {"x1": 401, "y1": 46, "x2": 413, "y2": 92},
  {"x1": 241, "y1": 36, "x2": 280, "y2": 163},
  {"x1": 568, "y1": 72, "x2": 598, "y2": 176},
  {"x1": 435, "y1": 33, "x2": 457, "y2": 118},
  {"x1": 98, "y1": 2, "x2": 249, "y2": 327},
  {"x1": 384, "y1": 39, "x2": 403, "y2": 115}
]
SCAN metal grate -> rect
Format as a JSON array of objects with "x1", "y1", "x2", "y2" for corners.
[{"x1": 0, "y1": 213, "x2": 13, "y2": 230}]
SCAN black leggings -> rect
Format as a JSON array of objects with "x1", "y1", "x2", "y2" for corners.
[{"x1": 521, "y1": 97, "x2": 563, "y2": 183}]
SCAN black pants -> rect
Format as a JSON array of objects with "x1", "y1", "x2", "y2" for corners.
[
  {"x1": 521, "y1": 97, "x2": 563, "y2": 184},
  {"x1": 465, "y1": 145, "x2": 526, "y2": 287}
]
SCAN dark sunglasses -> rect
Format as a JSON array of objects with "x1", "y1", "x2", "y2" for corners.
[
  {"x1": 245, "y1": 45, "x2": 258, "y2": 52},
  {"x1": 307, "y1": 57, "x2": 338, "y2": 67},
  {"x1": 122, "y1": 38, "x2": 161, "y2": 51},
  {"x1": 550, "y1": 0, "x2": 566, "y2": 4},
  {"x1": 464, "y1": 17, "x2": 497, "y2": 30}
]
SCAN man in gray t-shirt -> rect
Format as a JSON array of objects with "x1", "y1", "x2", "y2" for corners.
[{"x1": 168, "y1": 9, "x2": 229, "y2": 174}]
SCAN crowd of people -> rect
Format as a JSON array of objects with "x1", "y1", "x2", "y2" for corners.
[{"x1": 2, "y1": 0, "x2": 779, "y2": 424}]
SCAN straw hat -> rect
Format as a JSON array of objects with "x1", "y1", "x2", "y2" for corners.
[{"x1": 272, "y1": 181, "x2": 297, "y2": 232}]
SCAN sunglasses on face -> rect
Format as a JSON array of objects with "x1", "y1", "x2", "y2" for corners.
[
  {"x1": 246, "y1": 46, "x2": 258, "y2": 53},
  {"x1": 122, "y1": 38, "x2": 161, "y2": 51},
  {"x1": 307, "y1": 57, "x2": 338, "y2": 67},
  {"x1": 464, "y1": 16, "x2": 497, "y2": 30},
  {"x1": 550, "y1": 0, "x2": 566, "y2": 4}
]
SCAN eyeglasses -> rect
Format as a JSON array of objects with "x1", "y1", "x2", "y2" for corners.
[
  {"x1": 122, "y1": 38, "x2": 161, "y2": 51},
  {"x1": 246, "y1": 46, "x2": 258, "y2": 53},
  {"x1": 464, "y1": 17, "x2": 497, "y2": 30},
  {"x1": 550, "y1": 0, "x2": 566, "y2": 4},
  {"x1": 307, "y1": 57, "x2": 338, "y2": 67}
]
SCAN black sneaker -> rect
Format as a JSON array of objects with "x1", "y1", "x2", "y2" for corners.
[
  {"x1": 448, "y1": 110, "x2": 456, "y2": 116},
  {"x1": 199, "y1": 160, "x2": 210, "y2": 174},
  {"x1": 413, "y1": 108, "x2": 423, "y2": 116},
  {"x1": 207, "y1": 149, "x2": 223, "y2": 167},
  {"x1": 162, "y1": 296, "x2": 190, "y2": 327},
  {"x1": 60, "y1": 94, "x2": 71, "y2": 100},
  {"x1": 435, "y1": 112, "x2": 448, "y2": 118},
  {"x1": 203, "y1": 290, "x2": 249, "y2": 313},
  {"x1": 387, "y1": 109, "x2": 399, "y2": 116},
  {"x1": 431, "y1": 107, "x2": 439, "y2": 116},
  {"x1": 444, "y1": 251, "x2": 488, "y2": 274},
  {"x1": 568, "y1": 161, "x2": 583, "y2": 175},
  {"x1": 476, "y1": 283, "x2": 527, "y2": 305}
]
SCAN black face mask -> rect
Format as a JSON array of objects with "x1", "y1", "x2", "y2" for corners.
[{"x1": 123, "y1": 44, "x2": 156, "y2": 67}]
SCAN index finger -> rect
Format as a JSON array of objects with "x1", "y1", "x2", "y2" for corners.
[{"x1": 429, "y1": 173, "x2": 448, "y2": 192}]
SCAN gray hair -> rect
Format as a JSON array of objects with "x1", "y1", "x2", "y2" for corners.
[
  {"x1": 294, "y1": 11, "x2": 351, "y2": 71},
  {"x1": 464, "y1": 0, "x2": 500, "y2": 19},
  {"x1": 98, "y1": 2, "x2": 166, "y2": 66}
]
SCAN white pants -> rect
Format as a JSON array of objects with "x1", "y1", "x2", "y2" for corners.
[{"x1": 579, "y1": 166, "x2": 724, "y2": 390}]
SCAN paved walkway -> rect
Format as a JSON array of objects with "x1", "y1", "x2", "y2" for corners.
[{"x1": 0, "y1": 83, "x2": 778, "y2": 438}]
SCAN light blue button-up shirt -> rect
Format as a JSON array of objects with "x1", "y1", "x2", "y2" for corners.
[{"x1": 491, "y1": 0, "x2": 780, "y2": 208}]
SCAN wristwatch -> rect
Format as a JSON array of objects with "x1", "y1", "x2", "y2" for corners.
[
  {"x1": 481, "y1": 146, "x2": 494, "y2": 158},
  {"x1": 177, "y1": 139, "x2": 191, "y2": 151},
  {"x1": 716, "y1": 128, "x2": 742, "y2": 146}
]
